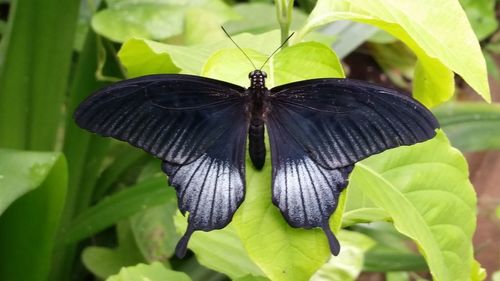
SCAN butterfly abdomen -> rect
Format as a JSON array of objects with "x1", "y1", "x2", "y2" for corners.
[{"x1": 249, "y1": 117, "x2": 266, "y2": 170}]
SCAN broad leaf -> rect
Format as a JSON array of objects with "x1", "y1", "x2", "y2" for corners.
[
  {"x1": 349, "y1": 131, "x2": 477, "y2": 281},
  {"x1": 203, "y1": 41, "x2": 344, "y2": 88},
  {"x1": 0, "y1": 150, "x2": 64, "y2": 215},
  {"x1": 118, "y1": 30, "x2": 283, "y2": 77},
  {"x1": 433, "y1": 102, "x2": 500, "y2": 152},
  {"x1": 0, "y1": 150, "x2": 67, "y2": 281},
  {"x1": 106, "y1": 262, "x2": 191, "y2": 281},
  {"x1": 92, "y1": 0, "x2": 236, "y2": 42},
  {"x1": 297, "y1": 0, "x2": 490, "y2": 106}
]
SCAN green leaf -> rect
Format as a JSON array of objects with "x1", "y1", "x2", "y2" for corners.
[
  {"x1": 233, "y1": 160, "x2": 331, "y2": 281},
  {"x1": 0, "y1": 149, "x2": 67, "y2": 281},
  {"x1": 349, "y1": 131, "x2": 477, "y2": 281},
  {"x1": 354, "y1": 223, "x2": 427, "y2": 272},
  {"x1": 0, "y1": 150, "x2": 62, "y2": 214},
  {"x1": 328, "y1": 22, "x2": 379, "y2": 59},
  {"x1": 64, "y1": 177, "x2": 175, "y2": 243},
  {"x1": 203, "y1": 41, "x2": 344, "y2": 88},
  {"x1": 432, "y1": 102, "x2": 500, "y2": 152},
  {"x1": 119, "y1": 38, "x2": 211, "y2": 76},
  {"x1": 82, "y1": 222, "x2": 144, "y2": 279},
  {"x1": 117, "y1": 31, "x2": 284, "y2": 77},
  {"x1": 199, "y1": 41, "x2": 344, "y2": 281},
  {"x1": 459, "y1": 0, "x2": 498, "y2": 40},
  {"x1": 174, "y1": 212, "x2": 265, "y2": 279},
  {"x1": 366, "y1": 42, "x2": 415, "y2": 88},
  {"x1": 92, "y1": 0, "x2": 236, "y2": 42},
  {"x1": 386, "y1": 272, "x2": 410, "y2": 281},
  {"x1": 297, "y1": 0, "x2": 490, "y2": 106},
  {"x1": 106, "y1": 262, "x2": 191, "y2": 281},
  {"x1": 130, "y1": 203, "x2": 180, "y2": 261},
  {"x1": 310, "y1": 231, "x2": 375, "y2": 281},
  {"x1": 223, "y1": 3, "x2": 307, "y2": 34},
  {"x1": 183, "y1": 8, "x2": 227, "y2": 45},
  {"x1": 0, "y1": 0, "x2": 80, "y2": 149},
  {"x1": 92, "y1": 4, "x2": 185, "y2": 42},
  {"x1": 470, "y1": 259, "x2": 487, "y2": 281},
  {"x1": 364, "y1": 246, "x2": 427, "y2": 272}
]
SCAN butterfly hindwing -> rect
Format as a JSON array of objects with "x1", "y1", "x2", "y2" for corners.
[
  {"x1": 74, "y1": 74, "x2": 249, "y2": 257},
  {"x1": 267, "y1": 113, "x2": 354, "y2": 254},
  {"x1": 161, "y1": 110, "x2": 248, "y2": 257},
  {"x1": 266, "y1": 78, "x2": 439, "y2": 254}
]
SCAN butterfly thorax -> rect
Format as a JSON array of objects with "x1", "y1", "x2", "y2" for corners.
[{"x1": 248, "y1": 70, "x2": 268, "y2": 170}]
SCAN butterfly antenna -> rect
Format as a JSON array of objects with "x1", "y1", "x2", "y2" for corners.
[
  {"x1": 221, "y1": 26, "x2": 258, "y2": 70},
  {"x1": 259, "y1": 32, "x2": 294, "y2": 70}
]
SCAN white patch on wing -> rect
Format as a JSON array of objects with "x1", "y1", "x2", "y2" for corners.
[
  {"x1": 273, "y1": 156, "x2": 349, "y2": 228},
  {"x1": 167, "y1": 154, "x2": 244, "y2": 230}
]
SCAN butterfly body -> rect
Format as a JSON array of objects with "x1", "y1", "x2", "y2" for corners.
[
  {"x1": 248, "y1": 70, "x2": 269, "y2": 170},
  {"x1": 75, "y1": 71, "x2": 439, "y2": 258}
]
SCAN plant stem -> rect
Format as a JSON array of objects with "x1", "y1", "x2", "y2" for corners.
[{"x1": 275, "y1": 0, "x2": 294, "y2": 46}]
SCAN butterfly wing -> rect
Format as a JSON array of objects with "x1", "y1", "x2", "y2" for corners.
[
  {"x1": 266, "y1": 78, "x2": 439, "y2": 255},
  {"x1": 74, "y1": 74, "x2": 249, "y2": 257}
]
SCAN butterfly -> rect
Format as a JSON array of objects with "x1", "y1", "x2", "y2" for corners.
[{"x1": 74, "y1": 33, "x2": 439, "y2": 258}]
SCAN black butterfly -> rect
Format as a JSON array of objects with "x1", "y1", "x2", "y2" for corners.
[{"x1": 74, "y1": 66, "x2": 439, "y2": 258}]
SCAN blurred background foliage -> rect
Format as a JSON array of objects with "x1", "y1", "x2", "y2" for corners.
[{"x1": 0, "y1": 0, "x2": 499, "y2": 280}]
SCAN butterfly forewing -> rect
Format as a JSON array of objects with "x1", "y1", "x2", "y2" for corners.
[
  {"x1": 74, "y1": 74, "x2": 250, "y2": 257},
  {"x1": 268, "y1": 79, "x2": 439, "y2": 169},
  {"x1": 74, "y1": 74, "x2": 247, "y2": 165},
  {"x1": 266, "y1": 78, "x2": 439, "y2": 254}
]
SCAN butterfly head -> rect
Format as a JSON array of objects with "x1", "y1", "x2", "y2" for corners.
[{"x1": 249, "y1": 70, "x2": 267, "y2": 88}]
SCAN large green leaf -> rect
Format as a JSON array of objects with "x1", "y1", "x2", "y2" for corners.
[
  {"x1": 297, "y1": 0, "x2": 490, "y2": 107},
  {"x1": 433, "y1": 102, "x2": 500, "y2": 152},
  {"x1": 203, "y1": 41, "x2": 344, "y2": 88},
  {"x1": 92, "y1": 0, "x2": 236, "y2": 42},
  {"x1": 349, "y1": 131, "x2": 477, "y2": 281},
  {"x1": 106, "y1": 262, "x2": 191, "y2": 281},
  {"x1": 118, "y1": 38, "x2": 211, "y2": 76},
  {"x1": 0, "y1": 150, "x2": 63, "y2": 214},
  {"x1": 117, "y1": 30, "x2": 283, "y2": 77},
  {"x1": 0, "y1": 149, "x2": 67, "y2": 281}
]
